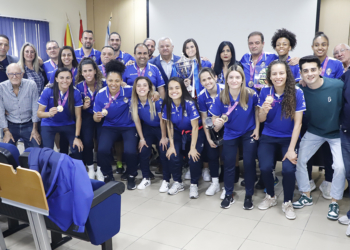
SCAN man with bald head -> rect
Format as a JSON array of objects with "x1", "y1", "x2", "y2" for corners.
[
  {"x1": 0, "y1": 63, "x2": 41, "y2": 148},
  {"x1": 334, "y1": 43, "x2": 350, "y2": 72}
]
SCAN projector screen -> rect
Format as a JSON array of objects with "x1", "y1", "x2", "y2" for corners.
[{"x1": 149, "y1": 0, "x2": 318, "y2": 62}]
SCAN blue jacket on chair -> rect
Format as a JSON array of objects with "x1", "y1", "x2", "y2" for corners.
[{"x1": 28, "y1": 147, "x2": 94, "y2": 233}]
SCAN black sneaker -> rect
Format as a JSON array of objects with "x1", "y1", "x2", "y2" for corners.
[
  {"x1": 121, "y1": 172, "x2": 128, "y2": 181},
  {"x1": 104, "y1": 175, "x2": 115, "y2": 183},
  {"x1": 116, "y1": 166, "x2": 125, "y2": 174},
  {"x1": 234, "y1": 166, "x2": 240, "y2": 183},
  {"x1": 255, "y1": 177, "x2": 265, "y2": 190},
  {"x1": 243, "y1": 196, "x2": 254, "y2": 210},
  {"x1": 127, "y1": 175, "x2": 136, "y2": 190},
  {"x1": 241, "y1": 179, "x2": 246, "y2": 186},
  {"x1": 221, "y1": 194, "x2": 235, "y2": 209}
]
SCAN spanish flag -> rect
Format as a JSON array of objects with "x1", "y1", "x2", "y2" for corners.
[
  {"x1": 64, "y1": 21, "x2": 75, "y2": 48},
  {"x1": 79, "y1": 12, "x2": 83, "y2": 48}
]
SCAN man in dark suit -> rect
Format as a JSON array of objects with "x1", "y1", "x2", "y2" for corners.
[
  {"x1": 0, "y1": 34, "x2": 18, "y2": 83},
  {"x1": 149, "y1": 37, "x2": 180, "y2": 86}
]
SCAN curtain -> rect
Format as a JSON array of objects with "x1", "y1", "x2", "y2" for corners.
[{"x1": 0, "y1": 16, "x2": 50, "y2": 61}]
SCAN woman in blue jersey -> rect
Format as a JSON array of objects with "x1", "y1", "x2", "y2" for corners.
[
  {"x1": 257, "y1": 61, "x2": 305, "y2": 220},
  {"x1": 37, "y1": 68, "x2": 83, "y2": 159},
  {"x1": 76, "y1": 57, "x2": 105, "y2": 181},
  {"x1": 271, "y1": 28, "x2": 301, "y2": 82},
  {"x1": 130, "y1": 76, "x2": 169, "y2": 191},
  {"x1": 93, "y1": 59, "x2": 138, "y2": 190},
  {"x1": 163, "y1": 77, "x2": 205, "y2": 198},
  {"x1": 197, "y1": 67, "x2": 224, "y2": 196},
  {"x1": 210, "y1": 65, "x2": 259, "y2": 209},
  {"x1": 50, "y1": 46, "x2": 79, "y2": 84}
]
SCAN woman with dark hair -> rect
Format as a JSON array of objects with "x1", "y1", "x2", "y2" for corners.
[
  {"x1": 93, "y1": 59, "x2": 138, "y2": 190},
  {"x1": 171, "y1": 38, "x2": 212, "y2": 98},
  {"x1": 257, "y1": 61, "x2": 305, "y2": 220},
  {"x1": 76, "y1": 57, "x2": 106, "y2": 180},
  {"x1": 49, "y1": 46, "x2": 79, "y2": 84},
  {"x1": 210, "y1": 65, "x2": 259, "y2": 209},
  {"x1": 130, "y1": 76, "x2": 169, "y2": 191},
  {"x1": 271, "y1": 28, "x2": 301, "y2": 82},
  {"x1": 213, "y1": 41, "x2": 239, "y2": 85},
  {"x1": 37, "y1": 68, "x2": 83, "y2": 159},
  {"x1": 162, "y1": 77, "x2": 205, "y2": 198}
]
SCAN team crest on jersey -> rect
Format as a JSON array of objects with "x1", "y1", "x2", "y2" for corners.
[
  {"x1": 124, "y1": 97, "x2": 129, "y2": 103},
  {"x1": 328, "y1": 97, "x2": 332, "y2": 102},
  {"x1": 326, "y1": 68, "x2": 332, "y2": 76},
  {"x1": 148, "y1": 71, "x2": 152, "y2": 77}
]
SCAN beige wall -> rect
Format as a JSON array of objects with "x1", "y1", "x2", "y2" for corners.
[
  {"x1": 0, "y1": 0, "x2": 87, "y2": 48},
  {"x1": 86, "y1": 0, "x2": 147, "y2": 55},
  {"x1": 319, "y1": 0, "x2": 350, "y2": 56}
]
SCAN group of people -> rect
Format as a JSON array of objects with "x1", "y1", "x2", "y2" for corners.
[{"x1": 1, "y1": 27, "x2": 350, "y2": 235}]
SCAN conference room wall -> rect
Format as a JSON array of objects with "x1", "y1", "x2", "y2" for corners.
[
  {"x1": 86, "y1": 0, "x2": 147, "y2": 55},
  {"x1": 0, "y1": 0, "x2": 87, "y2": 49},
  {"x1": 319, "y1": 0, "x2": 350, "y2": 57}
]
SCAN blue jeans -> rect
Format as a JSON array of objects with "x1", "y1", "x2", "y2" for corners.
[
  {"x1": 258, "y1": 135, "x2": 299, "y2": 202},
  {"x1": 139, "y1": 124, "x2": 170, "y2": 180},
  {"x1": 7, "y1": 121, "x2": 40, "y2": 149},
  {"x1": 81, "y1": 112, "x2": 103, "y2": 165},
  {"x1": 340, "y1": 129, "x2": 350, "y2": 219},
  {"x1": 98, "y1": 126, "x2": 138, "y2": 177},
  {"x1": 41, "y1": 125, "x2": 82, "y2": 160},
  {"x1": 168, "y1": 129, "x2": 205, "y2": 184},
  {"x1": 224, "y1": 130, "x2": 257, "y2": 196}
]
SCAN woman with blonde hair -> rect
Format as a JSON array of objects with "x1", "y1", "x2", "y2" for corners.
[
  {"x1": 18, "y1": 42, "x2": 48, "y2": 96},
  {"x1": 131, "y1": 76, "x2": 169, "y2": 191},
  {"x1": 210, "y1": 64, "x2": 259, "y2": 209}
]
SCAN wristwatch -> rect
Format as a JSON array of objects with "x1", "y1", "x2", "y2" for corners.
[{"x1": 75, "y1": 135, "x2": 81, "y2": 139}]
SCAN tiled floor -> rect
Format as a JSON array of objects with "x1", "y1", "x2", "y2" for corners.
[{"x1": 2, "y1": 162, "x2": 350, "y2": 250}]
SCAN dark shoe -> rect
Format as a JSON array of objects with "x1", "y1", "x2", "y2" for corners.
[
  {"x1": 221, "y1": 194, "x2": 235, "y2": 209},
  {"x1": 234, "y1": 166, "x2": 240, "y2": 183},
  {"x1": 127, "y1": 175, "x2": 136, "y2": 190},
  {"x1": 255, "y1": 177, "x2": 265, "y2": 190},
  {"x1": 116, "y1": 165, "x2": 125, "y2": 174},
  {"x1": 121, "y1": 172, "x2": 128, "y2": 181},
  {"x1": 241, "y1": 179, "x2": 245, "y2": 186},
  {"x1": 243, "y1": 196, "x2": 254, "y2": 210},
  {"x1": 104, "y1": 175, "x2": 115, "y2": 184},
  {"x1": 219, "y1": 165, "x2": 224, "y2": 183},
  {"x1": 149, "y1": 171, "x2": 155, "y2": 180}
]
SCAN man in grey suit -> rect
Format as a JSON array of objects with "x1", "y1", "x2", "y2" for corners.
[{"x1": 0, "y1": 34, "x2": 18, "y2": 83}]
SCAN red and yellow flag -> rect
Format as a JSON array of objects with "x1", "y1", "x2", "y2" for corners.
[
  {"x1": 64, "y1": 23, "x2": 73, "y2": 47},
  {"x1": 79, "y1": 12, "x2": 83, "y2": 48}
]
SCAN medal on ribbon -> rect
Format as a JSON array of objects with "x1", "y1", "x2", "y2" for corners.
[
  {"x1": 221, "y1": 101, "x2": 239, "y2": 123},
  {"x1": 320, "y1": 56, "x2": 329, "y2": 77},
  {"x1": 102, "y1": 90, "x2": 121, "y2": 116},
  {"x1": 136, "y1": 64, "x2": 146, "y2": 77},
  {"x1": 83, "y1": 81, "x2": 97, "y2": 103},
  {"x1": 57, "y1": 89, "x2": 69, "y2": 112}
]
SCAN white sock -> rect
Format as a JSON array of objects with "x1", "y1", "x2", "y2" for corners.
[
  {"x1": 212, "y1": 177, "x2": 219, "y2": 184},
  {"x1": 87, "y1": 164, "x2": 94, "y2": 171},
  {"x1": 191, "y1": 184, "x2": 197, "y2": 187},
  {"x1": 97, "y1": 166, "x2": 102, "y2": 172}
]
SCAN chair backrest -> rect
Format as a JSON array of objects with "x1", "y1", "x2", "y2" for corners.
[{"x1": 0, "y1": 142, "x2": 19, "y2": 168}]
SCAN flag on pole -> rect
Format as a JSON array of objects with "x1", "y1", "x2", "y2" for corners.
[
  {"x1": 64, "y1": 14, "x2": 75, "y2": 49},
  {"x1": 104, "y1": 13, "x2": 112, "y2": 46},
  {"x1": 79, "y1": 12, "x2": 83, "y2": 48}
]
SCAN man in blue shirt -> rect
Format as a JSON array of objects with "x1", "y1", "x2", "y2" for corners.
[
  {"x1": 144, "y1": 38, "x2": 156, "y2": 59},
  {"x1": 42, "y1": 40, "x2": 59, "y2": 81},
  {"x1": 0, "y1": 35, "x2": 18, "y2": 83},
  {"x1": 108, "y1": 32, "x2": 134, "y2": 65},
  {"x1": 74, "y1": 30, "x2": 101, "y2": 64}
]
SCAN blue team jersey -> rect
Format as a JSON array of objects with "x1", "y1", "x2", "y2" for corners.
[
  {"x1": 42, "y1": 59, "x2": 57, "y2": 81},
  {"x1": 93, "y1": 86, "x2": 134, "y2": 127},
  {"x1": 257, "y1": 86, "x2": 306, "y2": 137},
  {"x1": 123, "y1": 63, "x2": 165, "y2": 88},
  {"x1": 321, "y1": 57, "x2": 344, "y2": 79},
  {"x1": 98, "y1": 64, "x2": 106, "y2": 78},
  {"x1": 76, "y1": 81, "x2": 107, "y2": 114},
  {"x1": 162, "y1": 100, "x2": 202, "y2": 131},
  {"x1": 116, "y1": 51, "x2": 135, "y2": 64},
  {"x1": 240, "y1": 52, "x2": 278, "y2": 91},
  {"x1": 171, "y1": 59, "x2": 212, "y2": 95},
  {"x1": 138, "y1": 99, "x2": 163, "y2": 127},
  {"x1": 38, "y1": 87, "x2": 83, "y2": 127},
  {"x1": 197, "y1": 84, "x2": 225, "y2": 117},
  {"x1": 49, "y1": 68, "x2": 78, "y2": 85},
  {"x1": 209, "y1": 90, "x2": 258, "y2": 140},
  {"x1": 74, "y1": 48, "x2": 101, "y2": 65},
  {"x1": 272, "y1": 56, "x2": 301, "y2": 82}
]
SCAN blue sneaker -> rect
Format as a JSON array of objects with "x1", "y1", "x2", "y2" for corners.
[{"x1": 263, "y1": 177, "x2": 280, "y2": 193}]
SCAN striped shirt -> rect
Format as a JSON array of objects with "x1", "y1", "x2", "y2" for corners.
[{"x1": 0, "y1": 78, "x2": 40, "y2": 128}]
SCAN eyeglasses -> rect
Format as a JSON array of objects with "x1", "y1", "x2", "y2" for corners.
[
  {"x1": 47, "y1": 46, "x2": 58, "y2": 51},
  {"x1": 334, "y1": 48, "x2": 349, "y2": 56},
  {"x1": 7, "y1": 73, "x2": 23, "y2": 78}
]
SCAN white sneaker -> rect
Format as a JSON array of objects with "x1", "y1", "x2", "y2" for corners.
[
  {"x1": 220, "y1": 187, "x2": 226, "y2": 200},
  {"x1": 339, "y1": 215, "x2": 350, "y2": 225},
  {"x1": 159, "y1": 180, "x2": 170, "y2": 193},
  {"x1": 168, "y1": 182, "x2": 184, "y2": 195},
  {"x1": 184, "y1": 169, "x2": 191, "y2": 180},
  {"x1": 205, "y1": 182, "x2": 220, "y2": 196},
  {"x1": 137, "y1": 178, "x2": 151, "y2": 190},
  {"x1": 347, "y1": 224, "x2": 350, "y2": 236},
  {"x1": 309, "y1": 179, "x2": 316, "y2": 192},
  {"x1": 95, "y1": 167, "x2": 104, "y2": 182},
  {"x1": 282, "y1": 201, "x2": 296, "y2": 220},
  {"x1": 189, "y1": 184, "x2": 199, "y2": 199},
  {"x1": 258, "y1": 194, "x2": 277, "y2": 210},
  {"x1": 319, "y1": 180, "x2": 332, "y2": 200},
  {"x1": 87, "y1": 165, "x2": 95, "y2": 179},
  {"x1": 202, "y1": 168, "x2": 211, "y2": 182}
]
